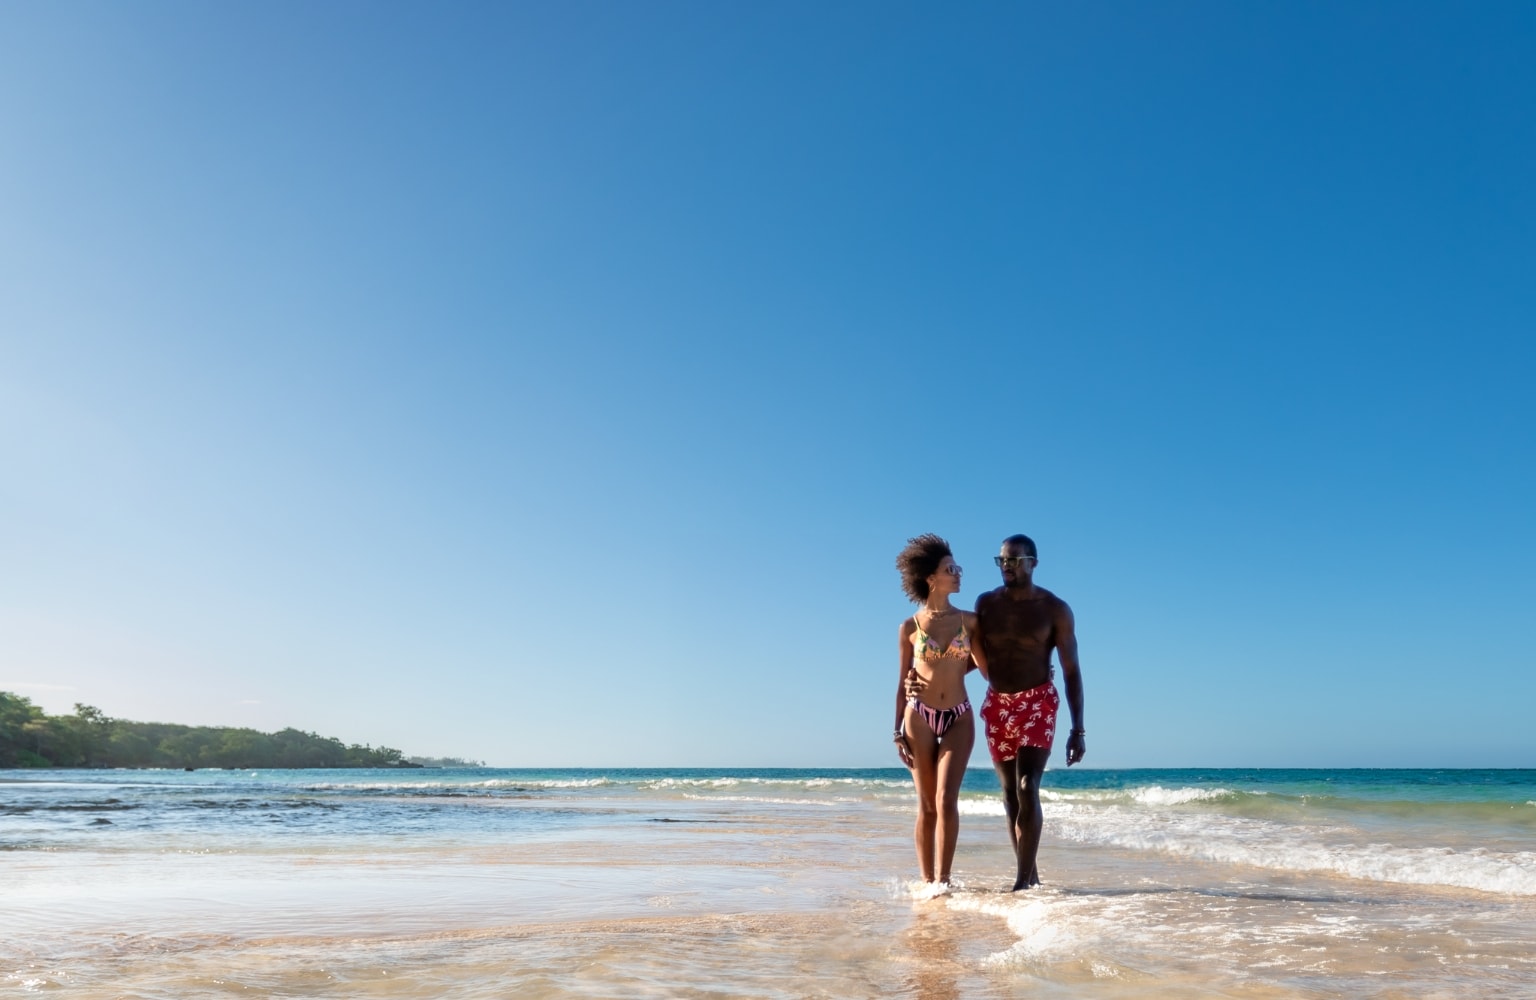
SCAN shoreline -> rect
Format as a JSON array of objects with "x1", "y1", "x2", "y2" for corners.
[{"x1": 5, "y1": 766, "x2": 1533, "y2": 997}]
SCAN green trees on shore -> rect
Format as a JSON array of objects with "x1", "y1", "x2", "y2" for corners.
[{"x1": 0, "y1": 692, "x2": 411, "y2": 769}]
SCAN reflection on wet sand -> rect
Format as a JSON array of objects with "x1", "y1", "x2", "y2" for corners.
[{"x1": 901, "y1": 906, "x2": 965, "y2": 1000}]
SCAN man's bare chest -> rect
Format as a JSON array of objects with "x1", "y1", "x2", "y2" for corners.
[{"x1": 982, "y1": 602, "x2": 1055, "y2": 646}]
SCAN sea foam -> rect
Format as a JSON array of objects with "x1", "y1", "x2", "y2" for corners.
[
  {"x1": 960, "y1": 785, "x2": 1235, "y2": 815},
  {"x1": 956, "y1": 784, "x2": 1536, "y2": 895},
  {"x1": 1049, "y1": 804, "x2": 1536, "y2": 895}
]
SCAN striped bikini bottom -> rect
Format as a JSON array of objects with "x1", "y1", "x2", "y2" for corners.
[{"x1": 907, "y1": 698, "x2": 972, "y2": 741}]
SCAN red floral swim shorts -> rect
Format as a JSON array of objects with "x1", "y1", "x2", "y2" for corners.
[{"x1": 980, "y1": 682, "x2": 1059, "y2": 764}]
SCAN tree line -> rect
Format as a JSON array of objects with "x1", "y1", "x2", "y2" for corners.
[{"x1": 0, "y1": 692, "x2": 412, "y2": 769}]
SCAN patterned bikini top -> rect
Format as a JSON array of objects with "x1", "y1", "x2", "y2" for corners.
[{"x1": 911, "y1": 613, "x2": 972, "y2": 660}]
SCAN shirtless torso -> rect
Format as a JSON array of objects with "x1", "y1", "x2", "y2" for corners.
[{"x1": 974, "y1": 586, "x2": 1068, "y2": 694}]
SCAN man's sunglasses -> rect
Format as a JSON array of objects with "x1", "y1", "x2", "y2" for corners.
[{"x1": 994, "y1": 556, "x2": 1036, "y2": 568}]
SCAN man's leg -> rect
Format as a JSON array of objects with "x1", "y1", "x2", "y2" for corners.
[
  {"x1": 1011, "y1": 746, "x2": 1050, "y2": 890},
  {"x1": 992, "y1": 755, "x2": 1020, "y2": 861}
]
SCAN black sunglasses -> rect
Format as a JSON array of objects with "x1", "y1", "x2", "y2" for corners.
[{"x1": 994, "y1": 555, "x2": 1035, "y2": 568}]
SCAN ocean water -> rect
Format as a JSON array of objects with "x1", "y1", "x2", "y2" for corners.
[{"x1": 3, "y1": 767, "x2": 1533, "y2": 998}]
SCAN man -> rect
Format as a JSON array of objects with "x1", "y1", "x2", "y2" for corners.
[{"x1": 974, "y1": 534, "x2": 1085, "y2": 890}]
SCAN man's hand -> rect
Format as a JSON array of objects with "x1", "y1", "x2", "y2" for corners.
[
  {"x1": 904, "y1": 671, "x2": 928, "y2": 700},
  {"x1": 1065, "y1": 731, "x2": 1085, "y2": 766}
]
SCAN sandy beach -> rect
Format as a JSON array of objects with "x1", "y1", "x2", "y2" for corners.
[{"x1": 5, "y1": 768, "x2": 1534, "y2": 998}]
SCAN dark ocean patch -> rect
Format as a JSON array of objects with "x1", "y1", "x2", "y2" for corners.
[{"x1": 43, "y1": 800, "x2": 140, "y2": 812}]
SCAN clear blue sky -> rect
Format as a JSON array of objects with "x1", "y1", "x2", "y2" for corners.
[{"x1": 2, "y1": 2, "x2": 1532, "y2": 767}]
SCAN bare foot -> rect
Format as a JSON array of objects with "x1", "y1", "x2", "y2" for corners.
[{"x1": 910, "y1": 880, "x2": 949, "y2": 900}]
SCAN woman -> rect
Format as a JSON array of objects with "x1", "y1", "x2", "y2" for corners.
[{"x1": 893, "y1": 533, "x2": 984, "y2": 888}]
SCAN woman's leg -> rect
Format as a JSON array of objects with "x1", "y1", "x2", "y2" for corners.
[
  {"x1": 932, "y1": 711, "x2": 974, "y2": 884},
  {"x1": 904, "y1": 703, "x2": 939, "y2": 881}
]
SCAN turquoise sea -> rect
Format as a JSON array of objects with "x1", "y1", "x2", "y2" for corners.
[{"x1": 4, "y1": 767, "x2": 1534, "y2": 997}]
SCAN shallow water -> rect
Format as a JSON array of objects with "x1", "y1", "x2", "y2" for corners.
[{"x1": 4, "y1": 768, "x2": 1533, "y2": 997}]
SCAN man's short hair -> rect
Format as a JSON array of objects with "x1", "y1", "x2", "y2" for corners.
[{"x1": 1002, "y1": 534, "x2": 1038, "y2": 558}]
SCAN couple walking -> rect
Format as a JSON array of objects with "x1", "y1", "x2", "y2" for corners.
[{"x1": 893, "y1": 533, "x2": 1085, "y2": 892}]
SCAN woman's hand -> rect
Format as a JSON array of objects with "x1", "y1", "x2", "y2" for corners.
[{"x1": 894, "y1": 733, "x2": 914, "y2": 769}]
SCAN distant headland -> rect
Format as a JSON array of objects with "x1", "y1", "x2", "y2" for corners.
[{"x1": 0, "y1": 691, "x2": 439, "y2": 769}]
